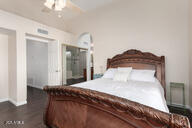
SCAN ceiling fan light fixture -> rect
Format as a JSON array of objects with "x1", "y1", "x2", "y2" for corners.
[
  {"x1": 55, "y1": 5, "x2": 63, "y2": 11},
  {"x1": 54, "y1": 0, "x2": 66, "y2": 11},
  {"x1": 43, "y1": 0, "x2": 83, "y2": 13},
  {"x1": 58, "y1": 0, "x2": 67, "y2": 8},
  {"x1": 44, "y1": 0, "x2": 54, "y2": 9}
]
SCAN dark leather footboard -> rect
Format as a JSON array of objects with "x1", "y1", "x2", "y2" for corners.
[{"x1": 43, "y1": 86, "x2": 190, "y2": 128}]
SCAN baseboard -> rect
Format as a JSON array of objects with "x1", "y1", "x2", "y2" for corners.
[
  {"x1": 0, "y1": 98, "x2": 9, "y2": 103},
  {"x1": 8, "y1": 99, "x2": 27, "y2": 106},
  {"x1": 27, "y1": 84, "x2": 43, "y2": 90},
  {"x1": 0, "y1": 98, "x2": 27, "y2": 106},
  {"x1": 16, "y1": 101, "x2": 27, "y2": 106}
]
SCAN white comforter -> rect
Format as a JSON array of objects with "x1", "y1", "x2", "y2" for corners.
[{"x1": 72, "y1": 78, "x2": 169, "y2": 113}]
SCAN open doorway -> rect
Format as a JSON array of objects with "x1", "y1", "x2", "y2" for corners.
[
  {"x1": 26, "y1": 35, "x2": 61, "y2": 91},
  {"x1": 77, "y1": 33, "x2": 93, "y2": 81},
  {"x1": 26, "y1": 39, "x2": 48, "y2": 89},
  {"x1": 0, "y1": 27, "x2": 17, "y2": 105},
  {"x1": 62, "y1": 45, "x2": 87, "y2": 85}
]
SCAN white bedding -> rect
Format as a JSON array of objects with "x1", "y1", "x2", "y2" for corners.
[{"x1": 72, "y1": 78, "x2": 169, "y2": 113}]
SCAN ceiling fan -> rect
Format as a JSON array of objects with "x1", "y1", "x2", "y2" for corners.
[{"x1": 42, "y1": 0, "x2": 84, "y2": 14}]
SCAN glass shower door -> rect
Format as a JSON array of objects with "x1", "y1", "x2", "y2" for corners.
[{"x1": 62, "y1": 45, "x2": 87, "y2": 85}]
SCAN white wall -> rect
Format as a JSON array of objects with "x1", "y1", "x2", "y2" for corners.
[
  {"x1": 0, "y1": 34, "x2": 9, "y2": 101},
  {"x1": 0, "y1": 9, "x2": 75, "y2": 106},
  {"x1": 8, "y1": 32, "x2": 17, "y2": 103},
  {"x1": 27, "y1": 40, "x2": 48, "y2": 89},
  {"x1": 67, "y1": 0, "x2": 190, "y2": 106},
  {"x1": 189, "y1": 0, "x2": 192, "y2": 108}
]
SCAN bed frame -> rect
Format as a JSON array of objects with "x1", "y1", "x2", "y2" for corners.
[{"x1": 43, "y1": 49, "x2": 190, "y2": 128}]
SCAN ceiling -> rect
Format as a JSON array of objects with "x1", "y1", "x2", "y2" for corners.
[{"x1": 0, "y1": 0, "x2": 116, "y2": 31}]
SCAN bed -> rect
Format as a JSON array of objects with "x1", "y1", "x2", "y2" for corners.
[
  {"x1": 43, "y1": 49, "x2": 190, "y2": 128},
  {"x1": 71, "y1": 78, "x2": 169, "y2": 113}
]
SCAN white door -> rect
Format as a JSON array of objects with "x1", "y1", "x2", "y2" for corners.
[{"x1": 48, "y1": 40, "x2": 61, "y2": 85}]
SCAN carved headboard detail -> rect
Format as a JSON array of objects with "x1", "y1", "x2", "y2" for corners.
[{"x1": 107, "y1": 49, "x2": 166, "y2": 96}]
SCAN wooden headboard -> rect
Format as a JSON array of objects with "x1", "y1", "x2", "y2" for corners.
[{"x1": 107, "y1": 49, "x2": 166, "y2": 95}]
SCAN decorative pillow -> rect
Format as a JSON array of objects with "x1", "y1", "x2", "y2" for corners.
[
  {"x1": 113, "y1": 71, "x2": 131, "y2": 82},
  {"x1": 130, "y1": 69, "x2": 156, "y2": 82},
  {"x1": 102, "y1": 68, "x2": 117, "y2": 79},
  {"x1": 118, "y1": 67, "x2": 132, "y2": 73}
]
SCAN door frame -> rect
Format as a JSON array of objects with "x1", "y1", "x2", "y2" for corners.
[{"x1": 26, "y1": 34, "x2": 61, "y2": 87}]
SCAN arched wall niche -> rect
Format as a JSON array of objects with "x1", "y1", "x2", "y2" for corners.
[{"x1": 77, "y1": 32, "x2": 94, "y2": 80}]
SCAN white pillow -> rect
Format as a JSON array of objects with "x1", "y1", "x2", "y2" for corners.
[
  {"x1": 113, "y1": 71, "x2": 131, "y2": 82},
  {"x1": 130, "y1": 69, "x2": 156, "y2": 82},
  {"x1": 102, "y1": 68, "x2": 117, "y2": 79},
  {"x1": 118, "y1": 67, "x2": 133, "y2": 73}
]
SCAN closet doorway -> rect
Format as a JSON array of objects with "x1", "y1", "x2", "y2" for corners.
[
  {"x1": 62, "y1": 45, "x2": 87, "y2": 85},
  {"x1": 26, "y1": 35, "x2": 61, "y2": 90}
]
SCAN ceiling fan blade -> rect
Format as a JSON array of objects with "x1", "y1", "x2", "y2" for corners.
[
  {"x1": 66, "y1": 0, "x2": 84, "y2": 13},
  {"x1": 42, "y1": 7, "x2": 52, "y2": 13}
]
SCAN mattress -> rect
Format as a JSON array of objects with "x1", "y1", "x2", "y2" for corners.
[{"x1": 72, "y1": 78, "x2": 169, "y2": 113}]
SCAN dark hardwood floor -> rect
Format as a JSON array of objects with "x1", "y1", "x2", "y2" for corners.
[
  {"x1": 0, "y1": 86, "x2": 47, "y2": 128},
  {"x1": 67, "y1": 78, "x2": 85, "y2": 85},
  {"x1": 0, "y1": 86, "x2": 191, "y2": 128},
  {"x1": 168, "y1": 105, "x2": 192, "y2": 127}
]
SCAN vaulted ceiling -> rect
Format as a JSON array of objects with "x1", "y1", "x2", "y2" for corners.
[{"x1": 0, "y1": 0, "x2": 116, "y2": 31}]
